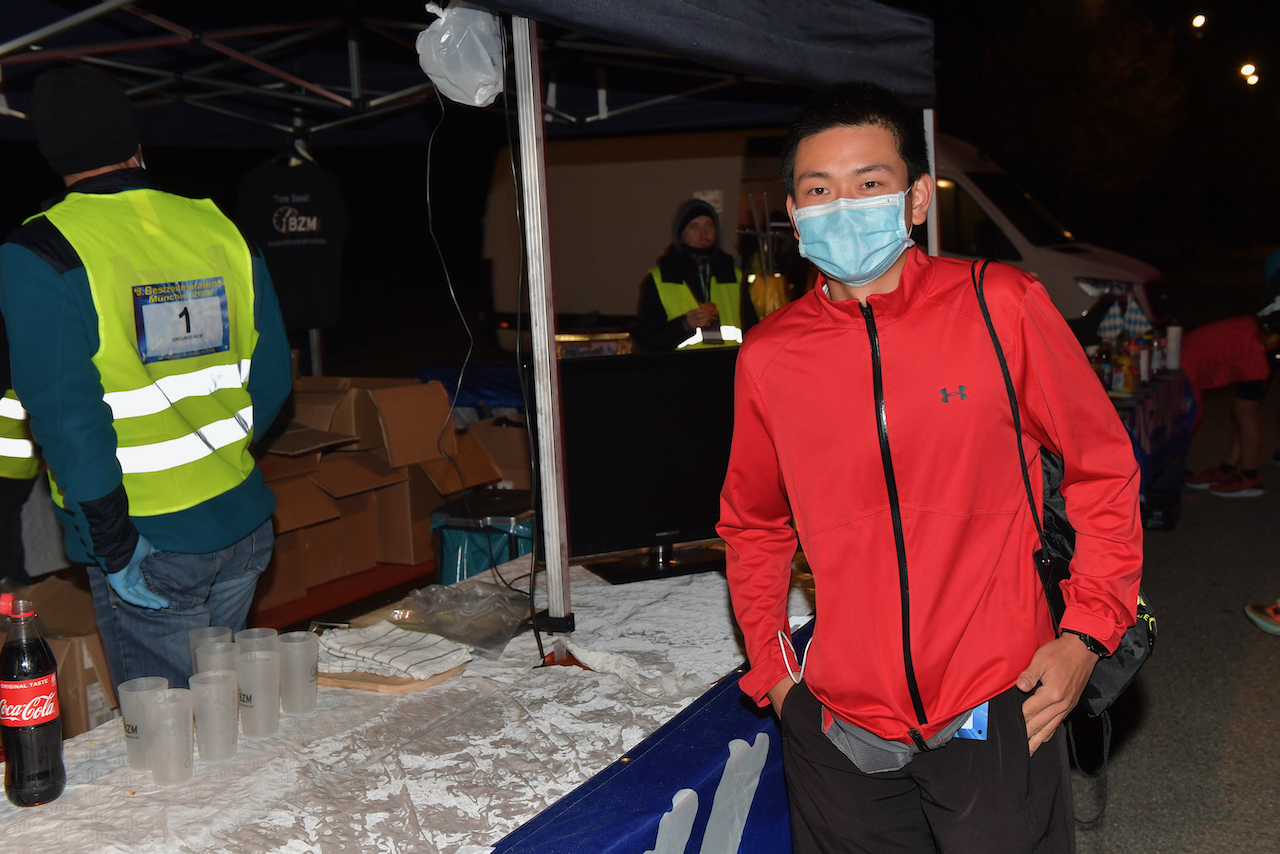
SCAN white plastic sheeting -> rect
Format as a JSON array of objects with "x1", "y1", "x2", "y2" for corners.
[{"x1": 0, "y1": 560, "x2": 814, "y2": 853}]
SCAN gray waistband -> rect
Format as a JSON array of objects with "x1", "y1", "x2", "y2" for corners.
[{"x1": 822, "y1": 705, "x2": 976, "y2": 774}]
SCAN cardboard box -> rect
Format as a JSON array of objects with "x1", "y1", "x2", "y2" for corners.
[
  {"x1": 369, "y1": 452, "x2": 445, "y2": 565},
  {"x1": 255, "y1": 475, "x2": 341, "y2": 610},
  {"x1": 309, "y1": 453, "x2": 407, "y2": 584},
  {"x1": 466, "y1": 415, "x2": 532, "y2": 490},
  {"x1": 368, "y1": 382, "x2": 457, "y2": 467},
  {"x1": 291, "y1": 376, "x2": 419, "y2": 451},
  {"x1": 422, "y1": 432, "x2": 503, "y2": 495},
  {"x1": 0, "y1": 576, "x2": 118, "y2": 739}
]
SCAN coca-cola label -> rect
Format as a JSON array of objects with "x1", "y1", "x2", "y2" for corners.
[{"x1": 0, "y1": 673, "x2": 60, "y2": 726}]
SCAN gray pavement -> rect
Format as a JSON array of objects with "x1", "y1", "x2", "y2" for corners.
[{"x1": 1073, "y1": 381, "x2": 1280, "y2": 853}]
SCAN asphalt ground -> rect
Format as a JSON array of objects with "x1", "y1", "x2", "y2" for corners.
[{"x1": 1072, "y1": 376, "x2": 1280, "y2": 853}]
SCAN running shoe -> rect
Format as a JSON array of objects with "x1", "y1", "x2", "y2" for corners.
[
  {"x1": 1185, "y1": 465, "x2": 1235, "y2": 490},
  {"x1": 1208, "y1": 471, "x2": 1264, "y2": 498},
  {"x1": 1244, "y1": 603, "x2": 1280, "y2": 636}
]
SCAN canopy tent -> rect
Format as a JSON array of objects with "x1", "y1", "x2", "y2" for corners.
[
  {"x1": 0, "y1": 1, "x2": 933, "y2": 145},
  {"x1": 0, "y1": 0, "x2": 935, "y2": 626}
]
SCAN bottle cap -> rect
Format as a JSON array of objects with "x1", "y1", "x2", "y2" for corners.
[{"x1": 0, "y1": 592, "x2": 10, "y2": 616}]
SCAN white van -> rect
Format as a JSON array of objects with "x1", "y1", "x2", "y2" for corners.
[
  {"x1": 484, "y1": 131, "x2": 1162, "y2": 341},
  {"x1": 932, "y1": 134, "x2": 1163, "y2": 335}
]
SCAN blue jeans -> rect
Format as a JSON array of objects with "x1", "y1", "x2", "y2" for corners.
[{"x1": 87, "y1": 520, "x2": 274, "y2": 690}]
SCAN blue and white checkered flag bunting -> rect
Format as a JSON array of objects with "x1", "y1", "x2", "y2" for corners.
[
  {"x1": 1096, "y1": 301, "x2": 1125, "y2": 341},
  {"x1": 1123, "y1": 298, "x2": 1152, "y2": 337}
]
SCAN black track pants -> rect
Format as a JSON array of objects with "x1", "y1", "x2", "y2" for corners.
[{"x1": 779, "y1": 682, "x2": 1076, "y2": 854}]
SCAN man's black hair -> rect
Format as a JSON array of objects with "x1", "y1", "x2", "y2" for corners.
[{"x1": 780, "y1": 82, "x2": 930, "y2": 197}]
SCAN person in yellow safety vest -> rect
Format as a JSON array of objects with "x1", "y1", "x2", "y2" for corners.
[
  {"x1": 0, "y1": 68, "x2": 291, "y2": 690},
  {"x1": 635, "y1": 199, "x2": 758, "y2": 352},
  {"x1": 0, "y1": 316, "x2": 39, "y2": 589}
]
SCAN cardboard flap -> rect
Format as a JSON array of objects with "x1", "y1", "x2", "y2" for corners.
[
  {"x1": 256, "y1": 449, "x2": 321, "y2": 483},
  {"x1": 422, "y1": 432, "x2": 503, "y2": 495},
  {"x1": 369, "y1": 382, "x2": 457, "y2": 467},
  {"x1": 310, "y1": 454, "x2": 409, "y2": 499},
  {"x1": 270, "y1": 475, "x2": 342, "y2": 533},
  {"x1": 291, "y1": 389, "x2": 349, "y2": 431},
  {"x1": 262, "y1": 428, "x2": 359, "y2": 457}
]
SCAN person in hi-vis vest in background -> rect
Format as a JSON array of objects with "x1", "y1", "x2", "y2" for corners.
[
  {"x1": 0, "y1": 68, "x2": 291, "y2": 689},
  {"x1": 635, "y1": 199, "x2": 757, "y2": 352},
  {"x1": 0, "y1": 318, "x2": 39, "y2": 590}
]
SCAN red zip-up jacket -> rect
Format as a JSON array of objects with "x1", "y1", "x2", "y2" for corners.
[{"x1": 719, "y1": 249, "x2": 1142, "y2": 744}]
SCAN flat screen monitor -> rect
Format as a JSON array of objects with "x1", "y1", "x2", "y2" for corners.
[{"x1": 530, "y1": 348, "x2": 739, "y2": 583}]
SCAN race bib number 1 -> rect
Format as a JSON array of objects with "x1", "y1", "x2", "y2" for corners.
[{"x1": 133, "y1": 277, "x2": 231, "y2": 364}]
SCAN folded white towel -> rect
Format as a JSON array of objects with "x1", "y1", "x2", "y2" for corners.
[{"x1": 319, "y1": 621, "x2": 472, "y2": 681}]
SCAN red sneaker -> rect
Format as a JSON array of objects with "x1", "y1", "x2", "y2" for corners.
[
  {"x1": 1209, "y1": 471, "x2": 1264, "y2": 498},
  {"x1": 1185, "y1": 465, "x2": 1235, "y2": 490}
]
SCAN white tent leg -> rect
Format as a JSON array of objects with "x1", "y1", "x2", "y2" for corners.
[
  {"x1": 512, "y1": 16, "x2": 572, "y2": 627},
  {"x1": 923, "y1": 108, "x2": 939, "y2": 257}
]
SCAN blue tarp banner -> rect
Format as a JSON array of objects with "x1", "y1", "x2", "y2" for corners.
[{"x1": 495, "y1": 621, "x2": 814, "y2": 854}]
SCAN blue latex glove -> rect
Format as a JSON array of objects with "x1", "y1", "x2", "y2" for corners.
[{"x1": 105, "y1": 535, "x2": 170, "y2": 610}]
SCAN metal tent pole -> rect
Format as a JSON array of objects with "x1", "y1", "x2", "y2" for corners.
[{"x1": 512, "y1": 16, "x2": 572, "y2": 628}]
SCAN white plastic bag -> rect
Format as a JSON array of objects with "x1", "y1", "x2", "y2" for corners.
[{"x1": 416, "y1": 2, "x2": 504, "y2": 108}]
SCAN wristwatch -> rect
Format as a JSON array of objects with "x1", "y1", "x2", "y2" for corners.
[{"x1": 1062, "y1": 629, "x2": 1110, "y2": 658}]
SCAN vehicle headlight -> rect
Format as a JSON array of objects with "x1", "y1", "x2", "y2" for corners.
[{"x1": 1075, "y1": 277, "x2": 1139, "y2": 298}]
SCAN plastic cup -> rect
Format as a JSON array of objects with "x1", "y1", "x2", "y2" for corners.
[
  {"x1": 278, "y1": 631, "x2": 319, "y2": 715},
  {"x1": 190, "y1": 669, "x2": 238, "y2": 762},
  {"x1": 117, "y1": 676, "x2": 169, "y2": 770},
  {"x1": 188, "y1": 627, "x2": 232, "y2": 674},
  {"x1": 237, "y1": 650, "x2": 280, "y2": 737},
  {"x1": 234, "y1": 627, "x2": 278, "y2": 654},
  {"x1": 197, "y1": 640, "x2": 241, "y2": 673},
  {"x1": 142, "y1": 688, "x2": 193, "y2": 787}
]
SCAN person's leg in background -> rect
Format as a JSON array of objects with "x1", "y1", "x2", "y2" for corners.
[
  {"x1": 0, "y1": 475, "x2": 36, "y2": 589},
  {"x1": 1210, "y1": 382, "x2": 1266, "y2": 497}
]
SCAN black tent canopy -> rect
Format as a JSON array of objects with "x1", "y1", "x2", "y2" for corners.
[{"x1": 0, "y1": 1, "x2": 933, "y2": 145}]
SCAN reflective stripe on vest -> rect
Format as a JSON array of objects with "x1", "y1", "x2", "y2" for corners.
[
  {"x1": 40, "y1": 188, "x2": 258, "y2": 516},
  {"x1": 650, "y1": 267, "x2": 744, "y2": 350},
  {"x1": 0, "y1": 390, "x2": 39, "y2": 479}
]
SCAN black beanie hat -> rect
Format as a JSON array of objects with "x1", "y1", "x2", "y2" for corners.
[
  {"x1": 31, "y1": 68, "x2": 139, "y2": 176},
  {"x1": 672, "y1": 199, "x2": 719, "y2": 243}
]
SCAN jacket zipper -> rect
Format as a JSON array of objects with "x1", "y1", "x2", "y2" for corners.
[{"x1": 859, "y1": 301, "x2": 929, "y2": 732}]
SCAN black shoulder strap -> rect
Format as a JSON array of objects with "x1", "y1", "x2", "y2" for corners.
[
  {"x1": 970, "y1": 260, "x2": 1064, "y2": 632},
  {"x1": 970, "y1": 260, "x2": 1045, "y2": 545}
]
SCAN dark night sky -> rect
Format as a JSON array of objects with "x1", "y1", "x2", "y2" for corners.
[{"x1": 1, "y1": 1, "x2": 1276, "y2": 372}]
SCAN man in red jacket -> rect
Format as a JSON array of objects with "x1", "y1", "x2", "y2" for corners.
[{"x1": 718, "y1": 84, "x2": 1142, "y2": 853}]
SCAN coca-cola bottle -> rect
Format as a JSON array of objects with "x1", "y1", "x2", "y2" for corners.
[{"x1": 1, "y1": 594, "x2": 66, "y2": 806}]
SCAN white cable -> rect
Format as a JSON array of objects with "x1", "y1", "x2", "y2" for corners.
[{"x1": 777, "y1": 630, "x2": 813, "y2": 685}]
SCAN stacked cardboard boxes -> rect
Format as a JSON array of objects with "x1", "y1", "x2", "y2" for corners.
[{"x1": 253, "y1": 379, "x2": 514, "y2": 611}]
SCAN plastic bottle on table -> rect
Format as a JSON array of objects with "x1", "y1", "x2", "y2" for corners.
[
  {"x1": 1097, "y1": 339, "x2": 1114, "y2": 389},
  {"x1": 0, "y1": 593, "x2": 66, "y2": 807}
]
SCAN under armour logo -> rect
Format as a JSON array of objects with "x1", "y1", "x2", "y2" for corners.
[{"x1": 940, "y1": 386, "x2": 968, "y2": 403}]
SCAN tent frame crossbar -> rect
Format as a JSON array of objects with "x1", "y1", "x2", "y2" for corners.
[{"x1": 0, "y1": 4, "x2": 438, "y2": 139}]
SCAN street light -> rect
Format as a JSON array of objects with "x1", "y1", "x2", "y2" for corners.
[
  {"x1": 1241, "y1": 63, "x2": 1256, "y2": 76},
  {"x1": 1247, "y1": 75, "x2": 1259, "y2": 86},
  {"x1": 1191, "y1": 14, "x2": 1206, "y2": 28}
]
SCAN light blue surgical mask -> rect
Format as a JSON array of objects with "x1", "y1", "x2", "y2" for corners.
[{"x1": 793, "y1": 192, "x2": 914, "y2": 287}]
